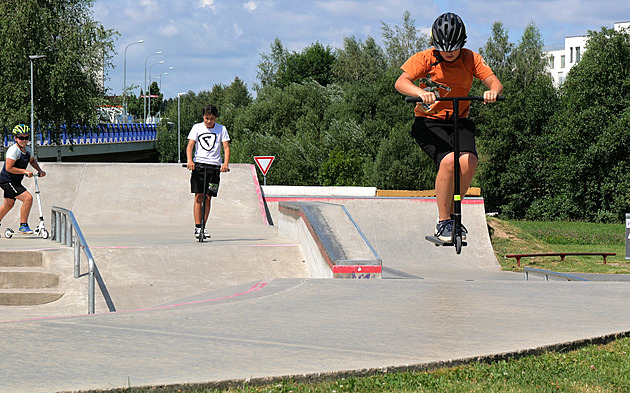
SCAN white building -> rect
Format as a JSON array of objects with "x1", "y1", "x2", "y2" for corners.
[{"x1": 545, "y1": 21, "x2": 630, "y2": 86}]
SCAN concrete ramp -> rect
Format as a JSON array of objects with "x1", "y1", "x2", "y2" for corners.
[
  {"x1": 267, "y1": 196, "x2": 500, "y2": 279},
  {"x1": 3, "y1": 163, "x2": 268, "y2": 228}
]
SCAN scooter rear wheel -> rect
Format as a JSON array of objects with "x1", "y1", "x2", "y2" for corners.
[{"x1": 4, "y1": 228, "x2": 14, "y2": 239}]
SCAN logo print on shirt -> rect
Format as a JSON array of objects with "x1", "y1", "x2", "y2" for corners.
[{"x1": 199, "y1": 132, "x2": 217, "y2": 152}]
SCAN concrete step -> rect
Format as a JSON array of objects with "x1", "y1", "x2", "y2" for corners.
[
  {"x1": 0, "y1": 288, "x2": 64, "y2": 306},
  {"x1": 0, "y1": 269, "x2": 60, "y2": 289},
  {"x1": 0, "y1": 251, "x2": 43, "y2": 268},
  {"x1": 0, "y1": 251, "x2": 65, "y2": 306}
]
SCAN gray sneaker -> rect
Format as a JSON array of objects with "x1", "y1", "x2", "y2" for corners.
[{"x1": 435, "y1": 219, "x2": 453, "y2": 242}]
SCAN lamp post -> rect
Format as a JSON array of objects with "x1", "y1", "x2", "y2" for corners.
[
  {"x1": 29, "y1": 55, "x2": 46, "y2": 159},
  {"x1": 147, "y1": 60, "x2": 164, "y2": 123},
  {"x1": 122, "y1": 39, "x2": 144, "y2": 121},
  {"x1": 144, "y1": 51, "x2": 162, "y2": 122},
  {"x1": 177, "y1": 92, "x2": 186, "y2": 163},
  {"x1": 158, "y1": 66, "x2": 173, "y2": 91}
]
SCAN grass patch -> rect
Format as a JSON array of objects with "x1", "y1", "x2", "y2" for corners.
[{"x1": 488, "y1": 218, "x2": 629, "y2": 273}]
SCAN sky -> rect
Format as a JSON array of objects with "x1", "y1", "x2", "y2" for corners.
[{"x1": 93, "y1": 0, "x2": 630, "y2": 99}]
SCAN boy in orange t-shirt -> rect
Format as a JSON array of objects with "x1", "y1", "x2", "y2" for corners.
[{"x1": 395, "y1": 12, "x2": 503, "y2": 242}]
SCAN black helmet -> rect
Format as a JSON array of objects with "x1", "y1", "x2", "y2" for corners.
[{"x1": 431, "y1": 12, "x2": 467, "y2": 52}]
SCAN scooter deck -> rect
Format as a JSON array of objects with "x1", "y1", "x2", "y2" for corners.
[{"x1": 425, "y1": 235, "x2": 467, "y2": 247}]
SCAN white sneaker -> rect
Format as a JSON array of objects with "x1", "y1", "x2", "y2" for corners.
[{"x1": 195, "y1": 227, "x2": 210, "y2": 239}]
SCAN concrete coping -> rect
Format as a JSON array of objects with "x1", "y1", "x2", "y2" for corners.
[
  {"x1": 278, "y1": 201, "x2": 382, "y2": 279},
  {"x1": 263, "y1": 185, "x2": 376, "y2": 197}
]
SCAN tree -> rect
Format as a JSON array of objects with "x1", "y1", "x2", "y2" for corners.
[
  {"x1": 0, "y1": 0, "x2": 117, "y2": 136},
  {"x1": 147, "y1": 81, "x2": 162, "y2": 118},
  {"x1": 256, "y1": 37, "x2": 288, "y2": 90},
  {"x1": 333, "y1": 36, "x2": 387, "y2": 84},
  {"x1": 473, "y1": 22, "x2": 558, "y2": 218},
  {"x1": 509, "y1": 23, "x2": 549, "y2": 87},
  {"x1": 381, "y1": 11, "x2": 430, "y2": 68},
  {"x1": 275, "y1": 42, "x2": 337, "y2": 88},
  {"x1": 222, "y1": 77, "x2": 252, "y2": 109},
  {"x1": 478, "y1": 22, "x2": 514, "y2": 80},
  {"x1": 533, "y1": 26, "x2": 630, "y2": 221}
]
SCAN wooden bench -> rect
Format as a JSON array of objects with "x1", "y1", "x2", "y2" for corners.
[{"x1": 505, "y1": 252, "x2": 616, "y2": 267}]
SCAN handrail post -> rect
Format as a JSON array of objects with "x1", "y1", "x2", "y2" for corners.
[
  {"x1": 74, "y1": 239, "x2": 81, "y2": 278},
  {"x1": 88, "y1": 257, "x2": 95, "y2": 314}
]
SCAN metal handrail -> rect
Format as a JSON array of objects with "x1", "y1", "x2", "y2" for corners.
[
  {"x1": 50, "y1": 206, "x2": 96, "y2": 313},
  {"x1": 523, "y1": 267, "x2": 590, "y2": 282}
]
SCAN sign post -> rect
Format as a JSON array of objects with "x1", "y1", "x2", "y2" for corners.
[
  {"x1": 626, "y1": 213, "x2": 629, "y2": 260},
  {"x1": 254, "y1": 156, "x2": 275, "y2": 186}
]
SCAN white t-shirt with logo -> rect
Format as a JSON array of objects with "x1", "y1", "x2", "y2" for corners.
[{"x1": 187, "y1": 122, "x2": 230, "y2": 166}]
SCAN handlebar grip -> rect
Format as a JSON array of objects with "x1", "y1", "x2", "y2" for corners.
[{"x1": 404, "y1": 95, "x2": 505, "y2": 103}]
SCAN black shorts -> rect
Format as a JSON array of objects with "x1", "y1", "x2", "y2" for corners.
[
  {"x1": 0, "y1": 181, "x2": 27, "y2": 200},
  {"x1": 411, "y1": 117, "x2": 478, "y2": 168},
  {"x1": 190, "y1": 163, "x2": 221, "y2": 197}
]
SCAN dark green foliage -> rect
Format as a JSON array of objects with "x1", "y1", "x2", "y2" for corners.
[
  {"x1": 0, "y1": 0, "x2": 117, "y2": 136},
  {"x1": 530, "y1": 27, "x2": 630, "y2": 221}
]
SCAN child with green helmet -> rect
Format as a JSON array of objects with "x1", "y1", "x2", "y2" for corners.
[{"x1": 0, "y1": 124, "x2": 46, "y2": 234}]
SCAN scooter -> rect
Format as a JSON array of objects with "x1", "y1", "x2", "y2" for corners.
[
  {"x1": 4, "y1": 172, "x2": 49, "y2": 239},
  {"x1": 405, "y1": 95, "x2": 504, "y2": 254},
  {"x1": 183, "y1": 163, "x2": 227, "y2": 243}
]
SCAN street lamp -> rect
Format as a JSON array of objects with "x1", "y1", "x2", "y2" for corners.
[
  {"x1": 144, "y1": 51, "x2": 162, "y2": 121},
  {"x1": 122, "y1": 39, "x2": 144, "y2": 121},
  {"x1": 159, "y1": 66, "x2": 173, "y2": 90},
  {"x1": 177, "y1": 92, "x2": 186, "y2": 163},
  {"x1": 29, "y1": 55, "x2": 46, "y2": 159},
  {"x1": 147, "y1": 60, "x2": 164, "y2": 123}
]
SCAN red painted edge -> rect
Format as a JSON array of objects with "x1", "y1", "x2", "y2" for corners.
[
  {"x1": 332, "y1": 265, "x2": 382, "y2": 273},
  {"x1": 251, "y1": 164, "x2": 270, "y2": 225}
]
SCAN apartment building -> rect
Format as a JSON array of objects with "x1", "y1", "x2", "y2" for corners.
[{"x1": 545, "y1": 21, "x2": 630, "y2": 85}]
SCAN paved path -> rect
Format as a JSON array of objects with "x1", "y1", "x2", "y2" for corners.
[{"x1": 0, "y1": 163, "x2": 629, "y2": 393}]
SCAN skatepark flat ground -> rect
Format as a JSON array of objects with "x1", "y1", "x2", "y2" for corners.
[{"x1": 1, "y1": 163, "x2": 629, "y2": 393}]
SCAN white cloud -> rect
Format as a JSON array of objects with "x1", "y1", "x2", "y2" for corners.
[
  {"x1": 198, "y1": 0, "x2": 217, "y2": 11},
  {"x1": 159, "y1": 22, "x2": 179, "y2": 37},
  {"x1": 244, "y1": 1, "x2": 257, "y2": 12}
]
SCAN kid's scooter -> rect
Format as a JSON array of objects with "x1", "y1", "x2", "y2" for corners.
[
  {"x1": 4, "y1": 172, "x2": 49, "y2": 239},
  {"x1": 184, "y1": 163, "x2": 226, "y2": 243},
  {"x1": 405, "y1": 95, "x2": 504, "y2": 254}
]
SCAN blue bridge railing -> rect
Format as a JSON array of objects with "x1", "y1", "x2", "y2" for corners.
[{"x1": 3, "y1": 123, "x2": 158, "y2": 147}]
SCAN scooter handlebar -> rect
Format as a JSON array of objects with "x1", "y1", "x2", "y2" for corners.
[
  {"x1": 182, "y1": 163, "x2": 230, "y2": 172},
  {"x1": 405, "y1": 95, "x2": 505, "y2": 103}
]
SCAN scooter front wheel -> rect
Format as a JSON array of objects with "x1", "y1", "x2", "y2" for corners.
[
  {"x1": 454, "y1": 235, "x2": 462, "y2": 254},
  {"x1": 40, "y1": 228, "x2": 49, "y2": 239},
  {"x1": 4, "y1": 228, "x2": 14, "y2": 239}
]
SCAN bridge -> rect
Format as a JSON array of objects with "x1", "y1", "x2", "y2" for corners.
[{"x1": 1, "y1": 123, "x2": 160, "y2": 162}]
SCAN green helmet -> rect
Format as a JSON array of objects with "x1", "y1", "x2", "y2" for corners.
[{"x1": 12, "y1": 124, "x2": 30, "y2": 136}]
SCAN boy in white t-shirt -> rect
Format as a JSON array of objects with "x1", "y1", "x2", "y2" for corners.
[
  {"x1": 186, "y1": 105, "x2": 230, "y2": 239},
  {"x1": 0, "y1": 124, "x2": 46, "y2": 234}
]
